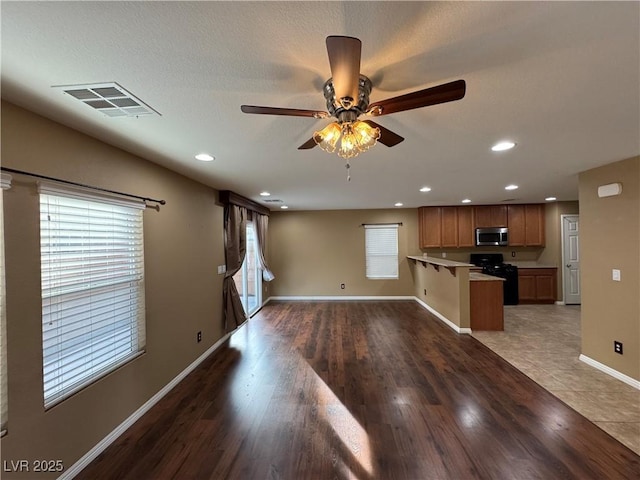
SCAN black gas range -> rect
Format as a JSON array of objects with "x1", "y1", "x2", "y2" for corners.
[{"x1": 469, "y1": 253, "x2": 519, "y2": 305}]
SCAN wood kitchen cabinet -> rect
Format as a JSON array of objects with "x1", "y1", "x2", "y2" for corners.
[
  {"x1": 474, "y1": 205, "x2": 507, "y2": 228},
  {"x1": 457, "y1": 206, "x2": 475, "y2": 247},
  {"x1": 470, "y1": 276, "x2": 504, "y2": 330},
  {"x1": 419, "y1": 206, "x2": 474, "y2": 248},
  {"x1": 518, "y1": 268, "x2": 557, "y2": 304},
  {"x1": 419, "y1": 207, "x2": 441, "y2": 248},
  {"x1": 441, "y1": 207, "x2": 458, "y2": 247},
  {"x1": 507, "y1": 204, "x2": 545, "y2": 247}
]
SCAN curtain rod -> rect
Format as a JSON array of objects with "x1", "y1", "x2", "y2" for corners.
[
  {"x1": 1, "y1": 167, "x2": 166, "y2": 207},
  {"x1": 361, "y1": 222, "x2": 403, "y2": 227}
]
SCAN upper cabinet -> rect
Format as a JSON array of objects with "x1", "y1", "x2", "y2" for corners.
[
  {"x1": 507, "y1": 204, "x2": 546, "y2": 247},
  {"x1": 456, "y1": 206, "x2": 475, "y2": 247},
  {"x1": 419, "y1": 203, "x2": 545, "y2": 249},
  {"x1": 473, "y1": 205, "x2": 507, "y2": 228},
  {"x1": 418, "y1": 206, "x2": 474, "y2": 248},
  {"x1": 419, "y1": 206, "x2": 442, "y2": 248}
]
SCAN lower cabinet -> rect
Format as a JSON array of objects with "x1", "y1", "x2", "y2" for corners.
[
  {"x1": 470, "y1": 277, "x2": 504, "y2": 330},
  {"x1": 518, "y1": 268, "x2": 557, "y2": 304}
]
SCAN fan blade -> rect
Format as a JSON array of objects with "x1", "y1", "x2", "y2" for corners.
[
  {"x1": 298, "y1": 138, "x2": 317, "y2": 150},
  {"x1": 363, "y1": 120, "x2": 404, "y2": 147},
  {"x1": 368, "y1": 79, "x2": 466, "y2": 116},
  {"x1": 241, "y1": 105, "x2": 328, "y2": 118},
  {"x1": 326, "y1": 36, "x2": 361, "y2": 108}
]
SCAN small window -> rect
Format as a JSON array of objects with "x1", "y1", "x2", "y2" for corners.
[
  {"x1": 39, "y1": 183, "x2": 146, "y2": 407},
  {"x1": 365, "y1": 224, "x2": 399, "y2": 279}
]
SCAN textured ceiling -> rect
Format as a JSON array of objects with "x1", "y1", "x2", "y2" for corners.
[{"x1": 2, "y1": 1, "x2": 639, "y2": 210}]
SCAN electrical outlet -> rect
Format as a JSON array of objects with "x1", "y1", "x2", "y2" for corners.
[
  {"x1": 340, "y1": 283, "x2": 345, "y2": 290},
  {"x1": 614, "y1": 341, "x2": 623, "y2": 355},
  {"x1": 197, "y1": 331, "x2": 202, "y2": 343},
  {"x1": 511, "y1": 251, "x2": 516, "y2": 258},
  {"x1": 441, "y1": 252, "x2": 447, "y2": 258},
  {"x1": 612, "y1": 269, "x2": 621, "y2": 281}
]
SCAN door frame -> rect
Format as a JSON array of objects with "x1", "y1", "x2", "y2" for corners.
[{"x1": 560, "y1": 214, "x2": 580, "y2": 305}]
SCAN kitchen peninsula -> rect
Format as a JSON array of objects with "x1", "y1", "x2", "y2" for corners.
[{"x1": 408, "y1": 256, "x2": 505, "y2": 333}]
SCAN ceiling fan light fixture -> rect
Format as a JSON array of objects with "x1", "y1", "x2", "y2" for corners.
[
  {"x1": 352, "y1": 121, "x2": 380, "y2": 151},
  {"x1": 314, "y1": 121, "x2": 380, "y2": 159},
  {"x1": 314, "y1": 122, "x2": 341, "y2": 153}
]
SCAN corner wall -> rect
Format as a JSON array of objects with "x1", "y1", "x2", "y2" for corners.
[
  {"x1": 579, "y1": 156, "x2": 639, "y2": 381},
  {"x1": 0, "y1": 101, "x2": 226, "y2": 477}
]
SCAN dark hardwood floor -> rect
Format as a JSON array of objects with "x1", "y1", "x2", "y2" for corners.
[{"x1": 77, "y1": 301, "x2": 640, "y2": 479}]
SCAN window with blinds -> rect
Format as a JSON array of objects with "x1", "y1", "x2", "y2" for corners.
[
  {"x1": 39, "y1": 183, "x2": 146, "y2": 407},
  {"x1": 1, "y1": 174, "x2": 11, "y2": 436},
  {"x1": 365, "y1": 224, "x2": 399, "y2": 279}
]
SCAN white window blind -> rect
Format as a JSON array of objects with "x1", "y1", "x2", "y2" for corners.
[
  {"x1": 1, "y1": 174, "x2": 12, "y2": 435},
  {"x1": 365, "y1": 224, "x2": 399, "y2": 279},
  {"x1": 39, "y1": 183, "x2": 146, "y2": 407}
]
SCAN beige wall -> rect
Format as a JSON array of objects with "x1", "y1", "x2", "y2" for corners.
[
  {"x1": 411, "y1": 262, "x2": 470, "y2": 329},
  {"x1": 579, "y1": 156, "x2": 639, "y2": 381},
  {"x1": 0, "y1": 101, "x2": 226, "y2": 477},
  {"x1": 268, "y1": 209, "x2": 418, "y2": 297}
]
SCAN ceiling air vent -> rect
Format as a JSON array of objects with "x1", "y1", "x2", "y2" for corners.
[
  {"x1": 53, "y1": 82, "x2": 160, "y2": 117},
  {"x1": 263, "y1": 199, "x2": 284, "y2": 204}
]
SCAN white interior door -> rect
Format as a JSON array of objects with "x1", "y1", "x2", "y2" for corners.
[{"x1": 562, "y1": 215, "x2": 581, "y2": 304}]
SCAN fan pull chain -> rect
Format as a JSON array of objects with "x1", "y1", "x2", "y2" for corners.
[{"x1": 346, "y1": 162, "x2": 351, "y2": 182}]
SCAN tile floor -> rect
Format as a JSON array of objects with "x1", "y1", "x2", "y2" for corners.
[{"x1": 472, "y1": 304, "x2": 640, "y2": 455}]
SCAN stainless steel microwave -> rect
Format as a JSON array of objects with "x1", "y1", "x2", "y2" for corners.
[{"x1": 475, "y1": 227, "x2": 509, "y2": 246}]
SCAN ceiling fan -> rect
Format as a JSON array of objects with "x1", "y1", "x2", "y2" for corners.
[{"x1": 241, "y1": 36, "x2": 466, "y2": 160}]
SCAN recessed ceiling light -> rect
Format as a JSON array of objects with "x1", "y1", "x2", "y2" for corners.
[
  {"x1": 260, "y1": 191, "x2": 271, "y2": 196},
  {"x1": 491, "y1": 141, "x2": 516, "y2": 152},
  {"x1": 545, "y1": 196, "x2": 557, "y2": 201},
  {"x1": 195, "y1": 153, "x2": 214, "y2": 161},
  {"x1": 394, "y1": 202, "x2": 404, "y2": 207},
  {"x1": 505, "y1": 184, "x2": 518, "y2": 190},
  {"x1": 462, "y1": 199, "x2": 472, "y2": 204},
  {"x1": 419, "y1": 186, "x2": 432, "y2": 192},
  {"x1": 280, "y1": 205, "x2": 289, "y2": 209}
]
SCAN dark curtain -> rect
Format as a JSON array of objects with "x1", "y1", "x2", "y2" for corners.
[
  {"x1": 223, "y1": 204, "x2": 247, "y2": 331},
  {"x1": 254, "y1": 213, "x2": 275, "y2": 282}
]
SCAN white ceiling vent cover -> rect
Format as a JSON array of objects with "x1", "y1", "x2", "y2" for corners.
[{"x1": 53, "y1": 82, "x2": 161, "y2": 117}]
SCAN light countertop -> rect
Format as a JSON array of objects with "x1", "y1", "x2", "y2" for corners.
[
  {"x1": 510, "y1": 262, "x2": 557, "y2": 269},
  {"x1": 470, "y1": 272, "x2": 505, "y2": 282},
  {"x1": 407, "y1": 256, "x2": 473, "y2": 268}
]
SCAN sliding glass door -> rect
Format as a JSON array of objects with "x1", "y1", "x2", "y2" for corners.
[{"x1": 233, "y1": 222, "x2": 262, "y2": 317}]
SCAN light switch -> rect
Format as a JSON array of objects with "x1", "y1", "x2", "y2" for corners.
[
  {"x1": 217, "y1": 265, "x2": 227, "y2": 275},
  {"x1": 612, "y1": 269, "x2": 621, "y2": 281}
]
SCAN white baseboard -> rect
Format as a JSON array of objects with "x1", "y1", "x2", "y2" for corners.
[
  {"x1": 579, "y1": 354, "x2": 640, "y2": 390},
  {"x1": 267, "y1": 295, "x2": 416, "y2": 301},
  {"x1": 413, "y1": 297, "x2": 472, "y2": 334},
  {"x1": 58, "y1": 331, "x2": 233, "y2": 480}
]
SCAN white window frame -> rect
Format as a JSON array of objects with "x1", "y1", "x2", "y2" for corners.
[
  {"x1": 38, "y1": 181, "x2": 146, "y2": 408},
  {"x1": 364, "y1": 224, "x2": 399, "y2": 280},
  {"x1": 1, "y1": 173, "x2": 12, "y2": 436}
]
